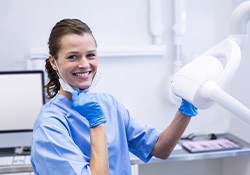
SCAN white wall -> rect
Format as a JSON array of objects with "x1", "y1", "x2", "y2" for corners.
[
  {"x1": 0, "y1": 0, "x2": 152, "y2": 70},
  {"x1": 0, "y1": 0, "x2": 250, "y2": 175}
]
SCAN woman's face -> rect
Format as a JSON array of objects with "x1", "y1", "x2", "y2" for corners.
[{"x1": 53, "y1": 33, "x2": 98, "y2": 91}]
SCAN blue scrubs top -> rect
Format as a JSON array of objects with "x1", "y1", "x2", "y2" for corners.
[{"x1": 31, "y1": 93, "x2": 160, "y2": 175}]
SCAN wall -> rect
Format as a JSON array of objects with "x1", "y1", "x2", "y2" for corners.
[
  {"x1": 0, "y1": 0, "x2": 250, "y2": 175},
  {"x1": 0, "y1": 0, "x2": 235, "y2": 134}
]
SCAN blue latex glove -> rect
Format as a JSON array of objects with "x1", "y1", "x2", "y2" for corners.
[
  {"x1": 178, "y1": 99, "x2": 198, "y2": 117},
  {"x1": 72, "y1": 90, "x2": 107, "y2": 128}
]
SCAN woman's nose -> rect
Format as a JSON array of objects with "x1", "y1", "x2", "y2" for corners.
[{"x1": 78, "y1": 56, "x2": 89, "y2": 68}]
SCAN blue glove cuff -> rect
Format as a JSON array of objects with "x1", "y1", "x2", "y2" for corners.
[
  {"x1": 178, "y1": 99, "x2": 198, "y2": 117},
  {"x1": 89, "y1": 115, "x2": 107, "y2": 128}
]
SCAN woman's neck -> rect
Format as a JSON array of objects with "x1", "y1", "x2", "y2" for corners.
[{"x1": 59, "y1": 88, "x2": 72, "y2": 100}]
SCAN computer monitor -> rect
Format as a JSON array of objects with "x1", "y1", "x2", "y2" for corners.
[{"x1": 0, "y1": 70, "x2": 45, "y2": 148}]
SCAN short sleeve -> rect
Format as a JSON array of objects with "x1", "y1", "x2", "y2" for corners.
[{"x1": 123, "y1": 107, "x2": 160, "y2": 163}]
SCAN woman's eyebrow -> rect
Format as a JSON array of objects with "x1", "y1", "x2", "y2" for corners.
[
  {"x1": 88, "y1": 49, "x2": 97, "y2": 52},
  {"x1": 66, "y1": 51, "x2": 79, "y2": 55}
]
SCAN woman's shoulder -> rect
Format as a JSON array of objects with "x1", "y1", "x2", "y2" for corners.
[
  {"x1": 95, "y1": 92, "x2": 120, "y2": 105},
  {"x1": 43, "y1": 94, "x2": 71, "y2": 112},
  {"x1": 34, "y1": 94, "x2": 73, "y2": 126},
  {"x1": 94, "y1": 92, "x2": 128, "y2": 114},
  {"x1": 95, "y1": 92, "x2": 114, "y2": 99}
]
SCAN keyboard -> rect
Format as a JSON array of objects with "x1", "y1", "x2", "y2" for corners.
[{"x1": 0, "y1": 147, "x2": 33, "y2": 174}]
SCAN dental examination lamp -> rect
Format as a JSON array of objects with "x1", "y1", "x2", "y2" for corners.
[{"x1": 171, "y1": 1, "x2": 250, "y2": 124}]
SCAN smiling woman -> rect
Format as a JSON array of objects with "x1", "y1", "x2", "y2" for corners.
[
  {"x1": 50, "y1": 33, "x2": 98, "y2": 95},
  {"x1": 44, "y1": 19, "x2": 98, "y2": 99},
  {"x1": 31, "y1": 18, "x2": 198, "y2": 175}
]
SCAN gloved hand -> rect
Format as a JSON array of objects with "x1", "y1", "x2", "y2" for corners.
[
  {"x1": 178, "y1": 99, "x2": 198, "y2": 117},
  {"x1": 72, "y1": 90, "x2": 107, "y2": 128}
]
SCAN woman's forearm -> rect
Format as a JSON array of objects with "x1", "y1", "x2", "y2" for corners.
[
  {"x1": 151, "y1": 111, "x2": 191, "y2": 159},
  {"x1": 89, "y1": 123, "x2": 109, "y2": 175}
]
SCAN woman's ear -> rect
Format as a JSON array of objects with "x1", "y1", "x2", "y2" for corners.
[{"x1": 49, "y1": 55, "x2": 57, "y2": 71}]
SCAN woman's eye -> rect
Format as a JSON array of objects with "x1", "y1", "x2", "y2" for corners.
[
  {"x1": 67, "y1": 55, "x2": 78, "y2": 60},
  {"x1": 87, "y1": 53, "x2": 96, "y2": 59}
]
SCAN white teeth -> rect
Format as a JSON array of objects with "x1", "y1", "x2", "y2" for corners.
[{"x1": 75, "y1": 72, "x2": 89, "y2": 77}]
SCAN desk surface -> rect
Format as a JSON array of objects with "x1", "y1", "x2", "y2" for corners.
[
  {"x1": 130, "y1": 133, "x2": 250, "y2": 165},
  {"x1": 1, "y1": 133, "x2": 250, "y2": 173}
]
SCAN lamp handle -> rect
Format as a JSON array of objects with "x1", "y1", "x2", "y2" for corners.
[{"x1": 201, "y1": 38, "x2": 241, "y2": 89}]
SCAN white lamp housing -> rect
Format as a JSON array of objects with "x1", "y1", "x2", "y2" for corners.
[{"x1": 171, "y1": 1, "x2": 250, "y2": 124}]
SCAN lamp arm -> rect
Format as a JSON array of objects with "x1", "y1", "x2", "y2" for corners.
[
  {"x1": 206, "y1": 82, "x2": 250, "y2": 124},
  {"x1": 230, "y1": 1, "x2": 250, "y2": 35}
]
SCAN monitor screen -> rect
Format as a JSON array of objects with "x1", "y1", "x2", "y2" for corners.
[
  {"x1": 0, "y1": 71, "x2": 45, "y2": 131},
  {"x1": 0, "y1": 70, "x2": 45, "y2": 148}
]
